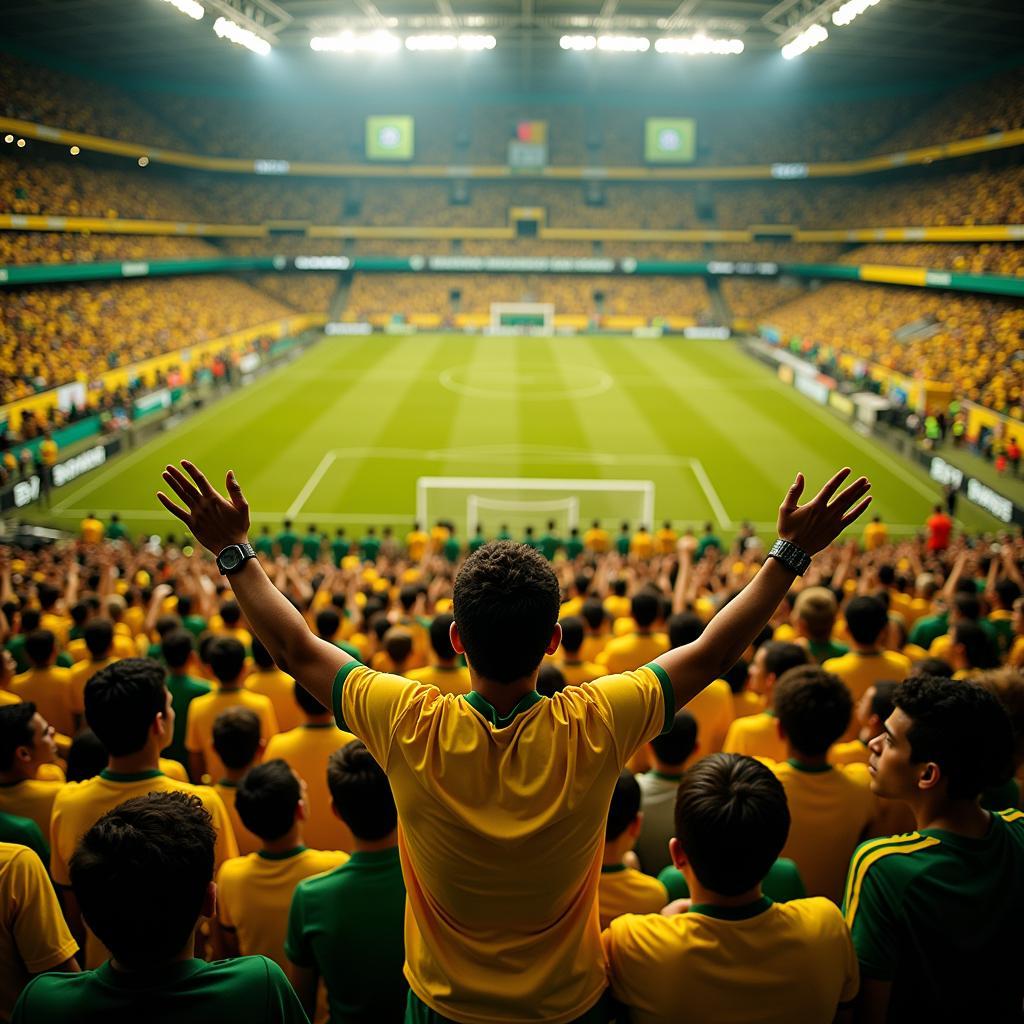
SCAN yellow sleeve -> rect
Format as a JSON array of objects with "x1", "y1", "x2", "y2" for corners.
[
  {"x1": 6, "y1": 847, "x2": 79, "y2": 971},
  {"x1": 579, "y1": 665, "x2": 673, "y2": 766},
  {"x1": 48, "y1": 792, "x2": 73, "y2": 888},
  {"x1": 601, "y1": 915, "x2": 651, "y2": 1010},
  {"x1": 185, "y1": 702, "x2": 204, "y2": 753},
  {"x1": 198, "y1": 785, "x2": 240, "y2": 864},
  {"x1": 215, "y1": 861, "x2": 239, "y2": 928},
  {"x1": 260, "y1": 702, "x2": 279, "y2": 740},
  {"x1": 335, "y1": 663, "x2": 437, "y2": 770},
  {"x1": 722, "y1": 718, "x2": 746, "y2": 754}
]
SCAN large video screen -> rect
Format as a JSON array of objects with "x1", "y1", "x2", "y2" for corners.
[
  {"x1": 644, "y1": 118, "x2": 696, "y2": 163},
  {"x1": 366, "y1": 115, "x2": 415, "y2": 161}
]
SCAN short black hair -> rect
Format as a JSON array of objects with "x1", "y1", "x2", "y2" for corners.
[
  {"x1": 176, "y1": 594, "x2": 193, "y2": 617},
  {"x1": 212, "y1": 707, "x2": 261, "y2": 771},
  {"x1": 667, "y1": 612, "x2": 703, "y2": 649},
  {"x1": 953, "y1": 593, "x2": 981, "y2": 622},
  {"x1": 910, "y1": 657, "x2": 953, "y2": 679},
  {"x1": 631, "y1": 592, "x2": 659, "y2": 629},
  {"x1": 536, "y1": 662, "x2": 566, "y2": 698},
  {"x1": 37, "y1": 583, "x2": 59, "y2": 610},
  {"x1": 25, "y1": 629, "x2": 55, "y2": 666},
  {"x1": 720, "y1": 658, "x2": 749, "y2": 695},
  {"x1": 19, "y1": 609, "x2": 40, "y2": 633},
  {"x1": 844, "y1": 596, "x2": 889, "y2": 646},
  {"x1": 208, "y1": 637, "x2": 246, "y2": 684},
  {"x1": 85, "y1": 659, "x2": 167, "y2": 756},
  {"x1": 327, "y1": 740, "x2": 397, "y2": 841},
  {"x1": 773, "y1": 666, "x2": 852, "y2": 755},
  {"x1": 581, "y1": 598, "x2": 605, "y2": 631},
  {"x1": 995, "y1": 578, "x2": 1021, "y2": 610},
  {"x1": 0, "y1": 703, "x2": 36, "y2": 771},
  {"x1": 399, "y1": 585, "x2": 419, "y2": 612},
  {"x1": 70, "y1": 602, "x2": 89, "y2": 627},
  {"x1": 220, "y1": 600, "x2": 241, "y2": 626},
  {"x1": 66, "y1": 729, "x2": 109, "y2": 783},
  {"x1": 761, "y1": 641, "x2": 810, "y2": 680},
  {"x1": 452, "y1": 542, "x2": 560, "y2": 684},
  {"x1": 234, "y1": 759, "x2": 301, "y2": 841},
  {"x1": 316, "y1": 608, "x2": 341, "y2": 640},
  {"x1": 868, "y1": 681, "x2": 899, "y2": 723},
  {"x1": 250, "y1": 635, "x2": 275, "y2": 670},
  {"x1": 674, "y1": 753, "x2": 790, "y2": 896},
  {"x1": 953, "y1": 621, "x2": 998, "y2": 670},
  {"x1": 650, "y1": 710, "x2": 698, "y2": 768},
  {"x1": 894, "y1": 675, "x2": 1014, "y2": 799},
  {"x1": 559, "y1": 616, "x2": 584, "y2": 655},
  {"x1": 429, "y1": 613, "x2": 457, "y2": 661},
  {"x1": 384, "y1": 629, "x2": 413, "y2": 666},
  {"x1": 606, "y1": 770, "x2": 642, "y2": 841},
  {"x1": 161, "y1": 630, "x2": 194, "y2": 671},
  {"x1": 84, "y1": 618, "x2": 114, "y2": 658},
  {"x1": 295, "y1": 682, "x2": 328, "y2": 717},
  {"x1": 70, "y1": 791, "x2": 215, "y2": 969}
]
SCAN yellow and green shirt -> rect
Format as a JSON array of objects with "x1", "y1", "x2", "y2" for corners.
[
  {"x1": 598, "y1": 865, "x2": 668, "y2": 929},
  {"x1": 844, "y1": 810, "x2": 1024, "y2": 1020},
  {"x1": 603, "y1": 896, "x2": 858, "y2": 1024},
  {"x1": 335, "y1": 661, "x2": 673, "y2": 1024}
]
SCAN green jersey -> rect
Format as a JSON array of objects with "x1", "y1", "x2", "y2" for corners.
[
  {"x1": 276, "y1": 530, "x2": 300, "y2": 558},
  {"x1": 182, "y1": 615, "x2": 207, "y2": 639},
  {"x1": 615, "y1": 534, "x2": 630, "y2": 556},
  {"x1": 808, "y1": 638, "x2": 849, "y2": 664},
  {"x1": 106, "y1": 522, "x2": 127, "y2": 540},
  {"x1": 0, "y1": 809, "x2": 48, "y2": 864},
  {"x1": 539, "y1": 534, "x2": 561, "y2": 560},
  {"x1": 522, "y1": 535, "x2": 540, "y2": 550},
  {"x1": 163, "y1": 673, "x2": 211, "y2": 765},
  {"x1": 564, "y1": 536, "x2": 584, "y2": 560},
  {"x1": 254, "y1": 533, "x2": 274, "y2": 557},
  {"x1": 286, "y1": 847, "x2": 407, "y2": 1023},
  {"x1": 13, "y1": 956, "x2": 308, "y2": 1024},
  {"x1": 302, "y1": 534, "x2": 323, "y2": 561},
  {"x1": 330, "y1": 538, "x2": 349, "y2": 567},
  {"x1": 908, "y1": 613, "x2": 948, "y2": 649},
  {"x1": 359, "y1": 537, "x2": 381, "y2": 562},
  {"x1": 695, "y1": 534, "x2": 721, "y2": 559},
  {"x1": 496, "y1": 528, "x2": 513, "y2": 542},
  {"x1": 443, "y1": 537, "x2": 462, "y2": 563},
  {"x1": 844, "y1": 810, "x2": 1024, "y2": 1020},
  {"x1": 468, "y1": 533, "x2": 487, "y2": 554},
  {"x1": 659, "y1": 859, "x2": 806, "y2": 904}
]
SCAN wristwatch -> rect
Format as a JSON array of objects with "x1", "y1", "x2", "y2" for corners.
[
  {"x1": 767, "y1": 538, "x2": 812, "y2": 576},
  {"x1": 216, "y1": 542, "x2": 257, "y2": 576}
]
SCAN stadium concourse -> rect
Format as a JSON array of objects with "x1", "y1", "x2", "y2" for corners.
[{"x1": 2, "y1": 4, "x2": 1024, "y2": 1022}]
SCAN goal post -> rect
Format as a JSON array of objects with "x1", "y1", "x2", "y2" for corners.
[
  {"x1": 417, "y1": 476, "x2": 656, "y2": 537},
  {"x1": 489, "y1": 302, "x2": 555, "y2": 335}
]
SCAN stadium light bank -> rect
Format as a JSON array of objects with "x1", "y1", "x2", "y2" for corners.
[
  {"x1": 159, "y1": 0, "x2": 204, "y2": 19},
  {"x1": 213, "y1": 16, "x2": 272, "y2": 55}
]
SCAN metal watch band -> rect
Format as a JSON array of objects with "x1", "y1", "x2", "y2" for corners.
[
  {"x1": 218, "y1": 542, "x2": 257, "y2": 576},
  {"x1": 767, "y1": 538, "x2": 812, "y2": 576}
]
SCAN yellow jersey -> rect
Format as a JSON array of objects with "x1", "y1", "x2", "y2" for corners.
[
  {"x1": 11, "y1": 667, "x2": 77, "y2": 737},
  {"x1": 1011, "y1": 636, "x2": 1024, "y2": 668},
  {"x1": 264, "y1": 723, "x2": 358, "y2": 852},
  {"x1": 215, "y1": 781, "x2": 263, "y2": 856},
  {"x1": 682, "y1": 680, "x2": 734, "y2": 757},
  {"x1": 863, "y1": 521, "x2": 888, "y2": 550},
  {"x1": 598, "y1": 866, "x2": 668, "y2": 929},
  {"x1": 603, "y1": 897, "x2": 858, "y2": 1024},
  {"x1": 598, "y1": 633, "x2": 670, "y2": 675},
  {"x1": 579, "y1": 634, "x2": 607, "y2": 665},
  {"x1": 773, "y1": 623, "x2": 798, "y2": 643},
  {"x1": 630, "y1": 532, "x2": 654, "y2": 560},
  {"x1": 186, "y1": 688, "x2": 279, "y2": 783},
  {"x1": 66, "y1": 635, "x2": 137, "y2": 663},
  {"x1": 604, "y1": 595, "x2": 631, "y2": 621},
  {"x1": 0, "y1": 843, "x2": 78, "y2": 1021},
  {"x1": 335, "y1": 661, "x2": 672, "y2": 1024},
  {"x1": 0, "y1": 776, "x2": 63, "y2": 841},
  {"x1": 245, "y1": 669, "x2": 302, "y2": 733},
  {"x1": 732, "y1": 690, "x2": 764, "y2": 720},
  {"x1": 723, "y1": 711, "x2": 787, "y2": 764},
  {"x1": 828, "y1": 739, "x2": 870, "y2": 766},
  {"x1": 407, "y1": 530, "x2": 429, "y2": 561},
  {"x1": 50, "y1": 768, "x2": 238, "y2": 967},
  {"x1": 39, "y1": 613, "x2": 71, "y2": 648},
  {"x1": 407, "y1": 664, "x2": 472, "y2": 696},
  {"x1": 557, "y1": 660, "x2": 606, "y2": 688},
  {"x1": 583, "y1": 527, "x2": 610, "y2": 554},
  {"x1": 655, "y1": 528, "x2": 677, "y2": 556},
  {"x1": 80, "y1": 517, "x2": 104, "y2": 543},
  {"x1": 770, "y1": 760, "x2": 874, "y2": 904},
  {"x1": 822, "y1": 651, "x2": 911, "y2": 741},
  {"x1": 216, "y1": 846, "x2": 347, "y2": 968},
  {"x1": 0, "y1": 689, "x2": 18, "y2": 706}
]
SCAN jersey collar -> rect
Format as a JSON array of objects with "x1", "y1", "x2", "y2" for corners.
[
  {"x1": 257, "y1": 845, "x2": 307, "y2": 861},
  {"x1": 689, "y1": 896, "x2": 773, "y2": 920},
  {"x1": 462, "y1": 689, "x2": 543, "y2": 728},
  {"x1": 100, "y1": 768, "x2": 165, "y2": 782},
  {"x1": 786, "y1": 758, "x2": 832, "y2": 773},
  {"x1": 649, "y1": 770, "x2": 685, "y2": 782},
  {"x1": 600, "y1": 863, "x2": 627, "y2": 874}
]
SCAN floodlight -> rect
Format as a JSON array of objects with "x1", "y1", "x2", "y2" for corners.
[
  {"x1": 560, "y1": 35, "x2": 597, "y2": 50},
  {"x1": 597, "y1": 35, "x2": 651, "y2": 52},
  {"x1": 655, "y1": 34, "x2": 744, "y2": 55},
  {"x1": 159, "y1": 0, "x2": 204, "y2": 20},
  {"x1": 781, "y1": 23, "x2": 827, "y2": 59},
  {"x1": 310, "y1": 31, "x2": 401, "y2": 53},
  {"x1": 833, "y1": 0, "x2": 882, "y2": 26},
  {"x1": 213, "y1": 16, "x2": 272, "y2": 55}
]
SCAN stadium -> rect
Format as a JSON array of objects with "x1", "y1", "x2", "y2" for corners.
[{"x1": 0, "y1": 0, "x2": 1023, "y2": 1021}]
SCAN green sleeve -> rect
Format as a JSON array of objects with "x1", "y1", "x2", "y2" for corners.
[
  {"x1": 844, "y1": 859, "x2": 899, "y2": 980},
  {"x1": 56, "y1": 652, "x2": 73, "y2": 669},
  {"x1": 263, "y1": 956, "x2": 312, "y2": 1024},
  {"x1": 656, "y1": 866, "x2": 690, "y2": 902},
  {"x1": 766, "y1": 858, "x2": 806, "y2": 902},
  {"x1": 284, "y1": 885, "x2": 312, "y2": 967}
]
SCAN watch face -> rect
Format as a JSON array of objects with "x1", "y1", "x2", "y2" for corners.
[{"x1": 220, "y1": 547, "x2": 243, "y2": 571}]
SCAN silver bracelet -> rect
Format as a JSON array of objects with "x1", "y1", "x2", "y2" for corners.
[{"x1": 768, "y1": 539, "x2": 812, "y2": 576}]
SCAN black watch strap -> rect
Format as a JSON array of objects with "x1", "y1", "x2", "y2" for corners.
[
  {"x1": 217, "y1": 542, "x2": 257, "y2": 576},
  {"x1": 768, "y1": 538, "x2": 812, "y2": 576}
]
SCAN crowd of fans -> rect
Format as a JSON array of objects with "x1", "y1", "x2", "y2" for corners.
[{"x1": 0, "y1": 491, "x2": 1022, "y2": 1020}]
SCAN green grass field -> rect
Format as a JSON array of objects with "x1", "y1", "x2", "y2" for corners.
[{"x1": 29, "y1": 334, "x2": 1001, "y2": 540}]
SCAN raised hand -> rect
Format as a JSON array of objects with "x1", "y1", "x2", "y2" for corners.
[
  {"x1": 157, "y1": 460, "x2": 250, "y2": 556},
  {"x1": 777, "y1": 468, "x2": 871, "y2": 556}
]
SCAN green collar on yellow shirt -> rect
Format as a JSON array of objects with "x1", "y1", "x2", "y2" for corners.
[
  {"x1": 689, "y1": 896, "x2": 773, "y2": 920},
  {"x1": 462, "y1": 689, "x2": 543, "y2": 728},
  {"x1": 99, "y1": 769, "x2": 164, "y2": 782}
]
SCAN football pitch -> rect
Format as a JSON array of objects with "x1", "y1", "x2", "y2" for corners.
[{"x1": 31, "y1": 334, "x2": 1000, "y2": 539}]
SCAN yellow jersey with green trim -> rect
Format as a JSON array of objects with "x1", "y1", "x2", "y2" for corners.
[
  {"x1": 598, "y1": 865, "x2": 667, "y2": 928},
  {"x1": 245, "y1": 669, "x2": 302, "y2": 733},
  {"x1": 597, "y1": 632, "x2": 670, "y2": 675},
  {"x1": 769, "y1": 759, "x2": 874, "y2": 904},
  {"x1": 843, "y1": 811, "x2": 1024, "y2": 1020},
  {"x1": 723, "y1": 711, "x2": 787, "y2": 763},
  {"x1": 602, "y1": 896, "x2": 858, "y2": 1024},
  {"x1": 334, "y1": 661, "x2": 673, "y2": 1024},
  {"x1": 0, "y1": 842, "x2": 78, "y2": 1021},
  {"x1": 0, "y1": 776, "x2": 63, "y2": 843},
  {"x1": 407, "y1": 664, "x2": 472, "y2": 696}
]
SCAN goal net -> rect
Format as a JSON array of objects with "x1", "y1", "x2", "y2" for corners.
[
  {"x1": 489, "y1": 302, "x2": 555, "y2": 335},
  {"x1": 416, "y1": 476, "x2": 656, "y2": 538}
]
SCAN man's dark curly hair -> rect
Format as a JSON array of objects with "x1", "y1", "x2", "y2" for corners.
[
  {"x1": 453, "y1": 541, "x2": 560, "y2": 684},
  {"x1": 894, "y1": 675, "x2": 1014, "y2": 799},
  {"x1": 773, "y1": 665, "x2": 852, "y2": 756}
]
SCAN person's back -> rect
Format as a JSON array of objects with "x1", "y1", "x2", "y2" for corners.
[
  {"x1": 16, "y1": 792, "x2": 305, "y2": 1024},
  {"x1": 215, "y1": 761, "x2": 345, "y2": 968},
  {"x1": 161, "y1": 629, "x2": 211, "y2": 767},
  {"x1": 245, "y1": 637, "x2": 301, "y2": 732},
  {"x1": 211, "y1": 706, "x2": 265, "y2": 856},
  {"x1": 769, "y1": 667, "x2": 873, "y2": 902},
  {"x1": 68, "y1": 620, "x2": 120, "y2": 716},
  {"x1": 603, "y1": 754, "x2": 858, "y2": 1024},
  {"x1": 598, "y1": 593, "x2": 669, "y2": 674},
  {"x1": 845, "y1": 675, "x2": 1024, "y2": 1021},
  {"x1": 666, "y1": 615, "x2": 734, "y2": 755},
  {"x1": 11, "y1": 631, "x2": 75, "y2": 737},
  {"x1": 286, "y1": 740, "x2": 408, "y2": 1024},
  {"x1": 406, "y1": 613, "x2": 471, "y2": 696}
]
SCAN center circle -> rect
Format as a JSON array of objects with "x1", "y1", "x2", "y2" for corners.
[{"x1": 439, "y1": 365, "x2": 614, "y2": 401}]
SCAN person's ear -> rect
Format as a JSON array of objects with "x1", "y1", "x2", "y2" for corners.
[
  {"x1": 255, "y1": 738, "x2": 267, "y2": 763},
  {"x1": 201, "y1": 880, "x2": 217, "y2": 920},
  {"x1": 545, "y1": 622, "x2": 563, "y2": 657},
  {"x1": 628, "y1": 812, "x2": 644, "y2": 839},
  {"x1": 296, "y1": 797, "x2": 308, "y2": 823},
  {"x1": 449, "y1": 621, "x2": 465, "y2": 655},
  {"x1": 669, "y1": 837, "x2": 688, "y2": 871},
  {"x1": 919, "y1": 761, "x2": 941, "y2": 791}
]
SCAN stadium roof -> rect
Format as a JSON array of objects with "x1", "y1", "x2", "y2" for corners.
[{"x1": 4, "y1": 0, "x2": 1023, "y2": 93}]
